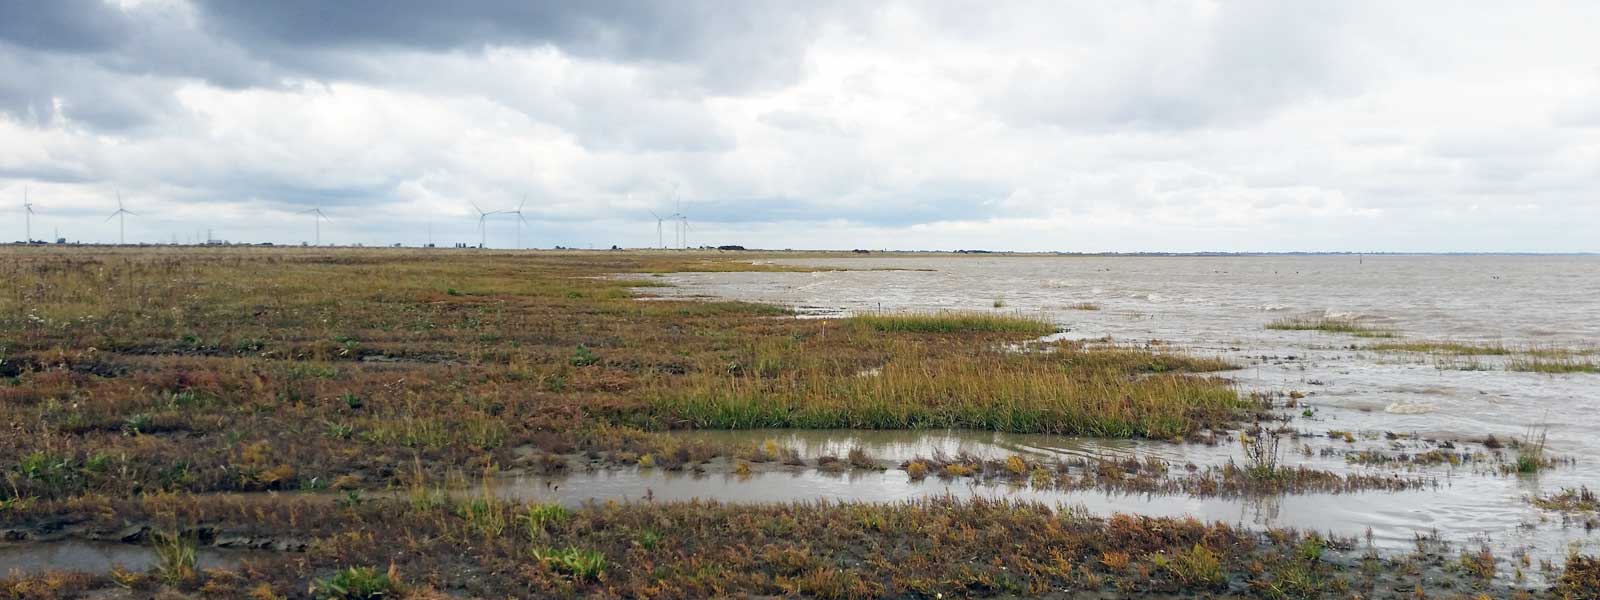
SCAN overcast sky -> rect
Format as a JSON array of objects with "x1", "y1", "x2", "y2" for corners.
[{"x1": 2, "y1": 1, "x2": 1598, "y2": 251}]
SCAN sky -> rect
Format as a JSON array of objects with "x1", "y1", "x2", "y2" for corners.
[{"x1": 2, "y1": 1, "x2": 1598, "y2": 252}]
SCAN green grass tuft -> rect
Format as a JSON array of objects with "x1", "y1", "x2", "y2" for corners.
[
  {"x1": 312, "y1": 566, "x2": 400, "y2": 599},
  {"x1": 532, "y1": 546, "x2": 607, "y2": 581},
  {"x1": 851, "y1": 311, "x2": 1057, "y2": 335}
]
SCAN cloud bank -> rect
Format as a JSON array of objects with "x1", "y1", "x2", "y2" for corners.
[{"x1": 2, "y1": 0, "x2": 1597, "y2": 251}]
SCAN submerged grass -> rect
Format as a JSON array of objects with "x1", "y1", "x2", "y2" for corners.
[
  {"x1": 1266, "y1": 315, "x2": 1397, "y2": 338},
  {"x1": 850, "y1": 311, "x2": 1058, "y2": 335},
  {"x1": 1369, "y1": 341, "x2": 1597, "y2": 357},
  {"x1": 1507, "y1": 357, "x2": 1600, "y2": 374},
  {"x1": 1532, "y1": 487, "x2": 1599, "y2": 513},
  {"x1": 1372, "y1": 340, "x2": 1599, "y2": 373}
]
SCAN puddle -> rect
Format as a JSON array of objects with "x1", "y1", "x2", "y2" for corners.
[
  {"x1": 0, "y1": 540, "x2": 263, "y2": 575},
  {"x1": 495, "y1": 463, "x2": 1590, "y2": 565}
]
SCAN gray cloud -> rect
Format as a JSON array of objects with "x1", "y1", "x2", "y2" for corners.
[
  {"x1": 192, "y1": 0, "x2": 851, "y2": 93},
  {"x1": 0, "y1": 0, "x2": 130, "y2": 53},
  {"x1": 1, "y1": 1, "x2": 1598, "y2": 251}
]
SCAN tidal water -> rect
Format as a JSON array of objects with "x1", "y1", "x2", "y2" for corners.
[{"x1": 623, "y1": 255, "x2": 1600, "y2": 567}]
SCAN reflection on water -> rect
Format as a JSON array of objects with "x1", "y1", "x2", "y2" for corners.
[{"x1": 508, "y1": 428, "x2": 1597, "y2": 564}]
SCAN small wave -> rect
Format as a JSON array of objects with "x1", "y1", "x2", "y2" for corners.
[
  {"x1": 1258, "y1": 304, "x2": 1292, "y2": 311},
  {"x1": 1385, "y1": 402, "x2": 1437, "y2": 415}
]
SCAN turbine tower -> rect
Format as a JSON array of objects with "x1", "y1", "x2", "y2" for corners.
[
  {"x1": 106, "y1": 192, "x2": 137, "y2": 245},
  {"x1": 677, "y1": 199, "x2": 691, "y2": 250},
  {"x1": 22, "y1": 186, "x2": 33, "y2": 243},
  {"x1": 299, "y1": 207, "x2": 331, "y2": 245},
  {"x1": 506, "y1": 196, "x2": 530, "y2": 249},
  {"x1": 471, "y1": 202, "x2": 500, "y2": 248},
  {"x1": 666, "y1": 183, "x2": 686, "y2": 249}
]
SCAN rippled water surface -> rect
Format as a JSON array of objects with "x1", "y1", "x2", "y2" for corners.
[{"x1": 626, "y1": 255, "x2": 1600, "y2": 564}]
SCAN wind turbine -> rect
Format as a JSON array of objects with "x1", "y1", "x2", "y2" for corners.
[
  {"x1": 505, "y1": 196, "x2": 530, "y2": 249},
  {"x1": 471, "y1": 202, "x2": 500, "y2": 248},
  {"x1": 22, "y1": 186, "x2": 33, "y2": 243},
  {"x1": 677, "y1": 199, "x2": 691, "y2": 250},
  {"x1": 299, "y1": 207, "x2": 331, "y2": 245},
  {"x1": 106, "y1": 192, "x2": 137, "y2": 245},
  {"x1": 664, "y1": 183, "x2": 686, "y2": 249},
  {"x1": 648, "y1": 210, "x2": 665, "y2": 249}
]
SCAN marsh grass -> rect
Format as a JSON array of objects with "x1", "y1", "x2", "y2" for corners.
[
  {"x1": 532, "y1": 547, "x2": 606, "y2": 581},
  {"x1": 1373, "y1": 340, "x2": 1597, "y2": 357},
  {"x1": 0, "y1": 492, "x2": 1546, "y2": 598},
  {"x1": 1507, "y1": 357, "x2": 1599, "y2": 374},
  {"x1": 894, "y1": 449, "x2": 1425, "y2": 496},
  {"x1": 1267, "y1": 316, "x2": 1397, "y2": 338},
  {"x1": 1559, "y1": 553, "x2": 1600, "y2": 597},
  {"x1": 1514, "y1": 424, "x2": 1550, "y2": 474},
  {"x1": 1532, "y1": 486, "x2": 1599, "y2": 513},
  {"x1": 1151, "y1": 544, "x2": 1225, "y2": 587},
  {"x1": 0, "y1": 248, "x2": 1252, "y2": 503},
  {"x1": 1374, "y1": 340, "x2": 1598, "y2": 373},
  {"x1": 312, "y1": 566, "x2": 400, "y2": 599},
  {"x1": 152, "y1": 531, "x2": 197, "y2": 585},
  {"x1": 850, "y1": 311, "x2": 1057, "y2": 335},
  {"x1": 0, "y1": 248, "x2": 1563, "y2": 598},
  {"x1": 652, "y1": 356, "x2": 1245, "y2": 437},
  {"x1": 1239, "y1": 429, "x2": 1282, "y2": 480}
]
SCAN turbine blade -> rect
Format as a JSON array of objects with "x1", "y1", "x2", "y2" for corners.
[{"x1": 105, "y1": 213, "x2": 118, "y2": 222}]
